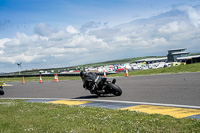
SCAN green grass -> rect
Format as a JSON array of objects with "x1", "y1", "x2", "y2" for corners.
[
  {"x1": 108, "y1": 63, "x2": 200, "y2": 77},
  {"x1": 0, "y1": 99, "x2": 200, "y2": 133}
]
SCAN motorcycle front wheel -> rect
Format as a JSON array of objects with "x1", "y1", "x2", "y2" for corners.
[{"x1": 107, "y1": 83, "x2": 122, "y2": 96}]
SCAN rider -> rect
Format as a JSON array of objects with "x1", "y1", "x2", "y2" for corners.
[
  {"x1": 80, "y1": 71, "x2": 101, "y2": 93},
  {"x1": 80, "y1": 71, "x2": 88, "y2": 89}
]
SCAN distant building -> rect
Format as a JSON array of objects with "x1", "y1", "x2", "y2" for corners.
[
  {"x1": 177, "y1": 55, "x2": 200, "y2": 64},
  {"x1": 167, "y1": 48, "x2": 189, "y2": 62},
  {"x1": 134, "y1": 57, "x2": 167, "y2": 64},
  {"x1": 134, "y1": 48, "x2": 200, "y2": 64}
]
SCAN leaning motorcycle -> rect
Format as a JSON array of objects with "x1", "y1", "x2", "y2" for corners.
[{"x1": 80, "y1": 71, "x2": 122, "y2": 96}]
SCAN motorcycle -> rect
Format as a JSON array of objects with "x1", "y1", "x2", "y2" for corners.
[
  {"x1": 0, "y1": 85, "x2": 4, "y2": 95},
  {"x1": 80, "y1": 71, "x2": 122, "y2": 96}
]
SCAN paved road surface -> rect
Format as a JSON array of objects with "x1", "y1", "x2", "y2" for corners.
[{"x1": 1, "y1": 72, "x2": 200, "y2": 106}]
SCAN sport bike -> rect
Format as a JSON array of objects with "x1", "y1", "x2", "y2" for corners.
[{"x1": 80, "y1": 71, "x2": 122, "y2": 96}]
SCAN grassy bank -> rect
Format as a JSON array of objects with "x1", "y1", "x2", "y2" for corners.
[{"x1": 0, "y1": 99, "x2": 199, "y2": 133}]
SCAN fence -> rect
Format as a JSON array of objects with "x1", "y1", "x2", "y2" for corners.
[{"x1": 0, "y1": 72, "x2": 106, "y2": 78}]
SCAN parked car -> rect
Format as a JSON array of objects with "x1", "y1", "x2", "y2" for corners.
[{"x1": 115, "y1": 68, "x2": 124, "y2": 72}]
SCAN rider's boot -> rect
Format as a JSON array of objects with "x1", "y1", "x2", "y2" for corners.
[
  {"x1": 112, "y1": 79, "x2": 116, "y2": 84},
  {"x1": 90, "y1": 90, "x2": 97, "y2": 94}
]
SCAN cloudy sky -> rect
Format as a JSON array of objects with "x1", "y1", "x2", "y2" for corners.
[{"x1": 0, "y1": 0, "x2": 200, "y2": 72}]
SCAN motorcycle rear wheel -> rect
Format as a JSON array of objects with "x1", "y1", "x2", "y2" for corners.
[{"x1": 107, "y1": 83, "x2": 122, "y2": 96}]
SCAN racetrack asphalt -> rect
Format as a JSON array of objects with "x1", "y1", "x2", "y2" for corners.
[{"x1": 1, "y1": 72, "x2": 200, "y2": 119}]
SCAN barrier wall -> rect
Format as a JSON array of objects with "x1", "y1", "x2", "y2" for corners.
[{"x1": 0, "y1": 72, "x2": 106, "y2": 78}]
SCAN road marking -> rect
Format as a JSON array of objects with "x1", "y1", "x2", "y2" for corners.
[
  {"x1": 2, "y1": 83, "x2": 13, "y2": 86},
  {"x1": 120, "y1": 105, "x2": 200, "y2": 118},
  {"x1": 48, "y1": 100, "x2": 92, "y2": 105}
]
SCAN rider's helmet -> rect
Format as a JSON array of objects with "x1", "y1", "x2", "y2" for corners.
[{"x1": 80, "y1": 71, "x2": 86, "y2": 78}]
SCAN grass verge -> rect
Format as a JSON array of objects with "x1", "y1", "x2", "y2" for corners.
[{"x1": 0, "y1": 99, "x2": 200, "y2": 133}]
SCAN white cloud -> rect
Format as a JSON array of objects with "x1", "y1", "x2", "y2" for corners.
[
  {"x1": 0, "y1": 54, "x2": 44, "y2": 64},
  {"x1": 114, "y1": 36, "x2": 130, "y2": 42},
  {"x1": 66, "y1": 25, "x2": 79, "y2": 34},
  {"x1": 51, "y1": 54, "x2": 65, "y2": 57},
  {"x1": 34, "y1": 23, "x2": 57, "y2": 36},
  {"x1": 177, "y1": 5, "x2": 200, "y2": 28},
  {"x1": 68, "y1": 34, "x2": 109, "y2": 49},
  {"x1": 152, "y1": 37, "x2": 168, "y2": 46},
  {"x1": 0, "y1": 50, "x2": 4, "y2": 55},
  {"x1": 187, "y1": 8, "x2": 200, "y2": 28},
  {"x1": 158, "y1": 21, "x2": 185, "y2": 34},
  {"x1": 0, "y1": 38, "x2": 11, "y2": 47}
]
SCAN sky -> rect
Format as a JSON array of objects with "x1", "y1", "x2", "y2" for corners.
[{"x1": 0, "y1": 0, "x2": 200, "y2": 73}]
